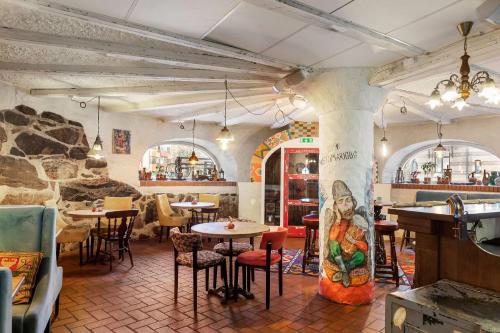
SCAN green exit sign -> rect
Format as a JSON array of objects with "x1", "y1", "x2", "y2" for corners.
[{"x1": 300, "y1": 137, "x2": 314, "y2": 143}]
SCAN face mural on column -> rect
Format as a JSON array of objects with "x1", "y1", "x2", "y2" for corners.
[{"x1": 295, "y1": 68, "x2": 386, "y2": 305}]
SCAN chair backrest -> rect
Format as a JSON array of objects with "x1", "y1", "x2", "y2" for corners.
[
  {"x1": 156, "y1": 194, "x2": 176, "y2": 218},
  {"x1": 260, "y1": 227, "x2": 288, "y2": 251},
  {"x1": 170, "y1": 227, "x2": 202, "y2": 253},
  {"x1": 103, "y1": 209, "x2": 139, "y2": 240},
  {"x1": 0, "y1": 267, "x2": 12, "y2": 333},
  {"x1": 103, "y1": 196, "x2": 133, "y2": 210},
  {"x1": 199, "y1": 194, "x2": 220, "y2": 208}
]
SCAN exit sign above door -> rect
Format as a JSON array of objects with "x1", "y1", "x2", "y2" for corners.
[{"x1": 300, "y1": 137, "x2": 314, "y2": 143}]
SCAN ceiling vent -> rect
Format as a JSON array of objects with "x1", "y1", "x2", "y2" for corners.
[{"x1": 477, "y1": 0, "x2": 500, "y2": 25}]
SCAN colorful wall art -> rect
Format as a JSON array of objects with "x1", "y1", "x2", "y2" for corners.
[{"x1": 112, "y1": 129, "x2": 131, "y2": 154}]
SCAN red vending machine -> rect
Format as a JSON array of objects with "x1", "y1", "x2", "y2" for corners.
[{"x1": 283, "y1": 148, "x2": 319, "y2": 237}]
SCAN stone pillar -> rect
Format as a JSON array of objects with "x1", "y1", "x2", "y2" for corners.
[{"x1": 296, "y1": 68, "x2": 386, "y2": 305}]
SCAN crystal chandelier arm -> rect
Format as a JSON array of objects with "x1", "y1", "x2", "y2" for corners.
[{"x1": 449, "y1": 74, "x2": 461, "y2": 86}]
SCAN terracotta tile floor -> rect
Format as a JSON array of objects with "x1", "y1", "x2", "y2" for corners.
[{"x1": 52, "y1": 237, "x2": 409, "y2": 333}]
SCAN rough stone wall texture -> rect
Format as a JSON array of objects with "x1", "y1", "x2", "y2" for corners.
[{"x1": 0, "y1": 105, "x2": 238, "y2": 241}]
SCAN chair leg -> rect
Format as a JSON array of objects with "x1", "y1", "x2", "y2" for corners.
[
  {"x1": 242, "y1": 265, "x2": 247, "y2": 292},
  {"x1": 79, "y1": 242, "x2": 83, "y2": 266},
  {"x1": 193, "y1": 267, "x2": 198, "y2": 313},
  {"x1": 109, "y1": 241, "x2": 113, "y2": 272},
  {"x1": 302, "y1": 226, "x2": 309, "y2": 273},
  {"x1": 213, "y1": 264, "x2": 218, "y2": 289},
  {"x1": 390, "y1": 232, "x2": 399, "y2": 287},
  {"x1": 279, "y1": 258, "x2": 283, "y2": 296},
  {"x1": 127, "y1": 241, "x2": 134, "y2": 267},
  {"x1": 86, "y1": 238, "x2": 90, "y2": 263},
  {"x1": 266, "y1": 265, "x2": 271, "y2": 310},
  {"x1": 174, "y1": 262, "x2": 179, "y2": 301},
  {"x1": 94, "y1": 238, "x2": 102, "y2": 265},
  {"x1": 54, "y1": 293, "x2": 60, "y2": 319},
  {"x1": 251, "y1": 268, "x2": 255, "y2": 282},
  {"x1": 205, "y1": 267, "x2": 209, "y2": 291},
  {"x1": 90, "y1": 234, "x2": 94, "y2": 258},
  {"x1": 233, "y1": 261, "x2": 239, "y2": 301},
  {"x1": 246, "y1": 266, "x2": 251, "y2": 292},
  {"x1": 44, "y1": 318, "x2": 51, "y2": 333},
  {"x1": 221, "y1": 260, "x2": 229, "y2": 302},
  {"x1": 166, "y1": 227, "x2": 170, "y2": 240},
  {"x1": 159, "y1": 226, "x2": 164, "y2": 243},
  {"x1": 56, "y1": 243, "x2": 61, "y2": 262}
]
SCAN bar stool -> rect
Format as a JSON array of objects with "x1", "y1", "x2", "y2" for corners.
[
  {"x1": 374, "y1": 220, "x2": 399, "y2": 287},
  {"x1": 302, "y1": 213, "x2": 319, "y2": 273}
]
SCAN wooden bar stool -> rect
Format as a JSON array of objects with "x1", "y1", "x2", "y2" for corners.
[
  {"x1": 302, "y1": 213, "x2": 319, "y2": 273},
  {"x1": 374, "y1": 220, "x2": 399, "y2": 287}
]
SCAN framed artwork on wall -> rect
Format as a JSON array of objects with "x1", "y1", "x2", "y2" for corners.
[{"x1": 112, "y1": 129, "x2": 131, "y2": 154}]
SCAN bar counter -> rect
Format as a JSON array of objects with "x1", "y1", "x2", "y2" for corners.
[
  {"x1": 392, "y1": 183, "x2": 500, "y2": 192},
  {"x1": 140, "y1": 180, "x2": 237, "y2": 187},
  {"x1": 389, "y1": 203, "x2": 500, "y2": 292}
]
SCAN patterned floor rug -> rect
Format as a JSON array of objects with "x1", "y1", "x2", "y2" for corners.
[{"x1": 271, "y1": 248, "x2": 415, "y2": 286}]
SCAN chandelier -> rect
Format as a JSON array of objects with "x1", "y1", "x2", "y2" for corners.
[{"x1": 427, "y1": 21, "x2": 500, "y2": 111}]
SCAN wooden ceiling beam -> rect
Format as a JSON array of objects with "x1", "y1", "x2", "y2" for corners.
[
  {"x1": 0, "y1": 27, "x2": 284, "y2": 77},
  {"x1": 112, "y1": 92, "x2": 278, "y2": 112},
  {"x1": 370, "y1": 28, "x2": 500, "y2": 87},
  {"x1": 246, "y1": 0, "x2": 424, "y2": 56},
  {"x1": 29, "y1": 83, "x2": 269, "y2": 97},
  {"x1": 0, "y1": 61, "x2": 274, "y2": 83},
  {"x1": 12, "y1": 0, "x2": 296, "y2": 70}
]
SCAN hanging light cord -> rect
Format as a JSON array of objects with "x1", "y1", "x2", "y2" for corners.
[
  {"x1": 437, "y1": 121, "x2": 443, "y2": 142},
  {"x1": 192, "y1": 119, "x2": 196, "y2": 150},
  {"x1": 381, "y1": 102, "x2": 387, "y2": 136},
  {"x1": 97, "y1": 96, "x2": 100, "y2": 135},
  {"x1": 224, "y1": 80, "x2": 228, "y2": 127}
]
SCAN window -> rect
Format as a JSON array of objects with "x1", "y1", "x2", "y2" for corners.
[
  {"x1": 140, "y1": 143, "x2": 218, "y2": 180},
  {"x1": 402, "y1": 144, "x2": 500, "y2": 182}
]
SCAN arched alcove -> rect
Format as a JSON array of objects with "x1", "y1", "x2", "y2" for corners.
[
  {"x1": 140, "y1": 138, "x2": 237, "y2": 181},
  {"x1": 382, "y1": 139, "x2": 500, "y2": 183}
]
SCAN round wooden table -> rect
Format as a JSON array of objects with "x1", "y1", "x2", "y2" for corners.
[
  {"x1": 170, "y1": 202, "x2": 215, "y2": 209},
  {"x1": 191, "y1": 222, "x2": 269, "y2": 301}
]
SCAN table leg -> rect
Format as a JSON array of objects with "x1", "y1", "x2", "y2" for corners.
[{"x1": 229, "y1": 239, "x2": 233, "y2": 287}]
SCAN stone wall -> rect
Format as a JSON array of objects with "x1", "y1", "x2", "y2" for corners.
[{"x1": 0, "y1": 105, "x2": 238, "y2": 240}]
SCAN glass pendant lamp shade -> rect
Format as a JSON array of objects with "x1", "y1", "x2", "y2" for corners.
[
  {"x1": 380, "y1": 136, "x2": 388, "y2": 157},
  {"x1": 426, "y1": 89, "x2": 443, "y2": 110},
  {"x1": 451, "y1": 97, "x2": 469, "y2": 111},
  {"x1": 87, "y1": 96, "x2": 104, "y2": 160},
  {"x1": 434, "y1": 143, "x2": 447, "y2": 158},
  {"x1": 216, "y1": 126, "x2": 234, "y2": 142},
  {"x1": 441, "y1": 82, "x2": 460, "y2": 102}
]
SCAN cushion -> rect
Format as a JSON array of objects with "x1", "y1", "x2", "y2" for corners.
[
  {"x1": 176, "y1": 250, "x2": 225, "y2": 268},
  {"x1": 213, "y1": 242, "x2": 253, "y2": 255},
  {"x1": 57, "y1": 224, "x2": 90, "y2": 243},
  {"x1": 171, "y1": 230, "x2": 202, "y2": 253},
  {"x1": 237, "y1": 250, "x2": 281, "y2": 267},
  {"x1": 0, "y1": 252, "x2": 42, "y2": 304}
]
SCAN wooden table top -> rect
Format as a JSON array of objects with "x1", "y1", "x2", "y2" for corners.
[
  {"x1": 66, "y1": 209, "x2": 113, "y2": 218},
  {"x1": 191, "y1": 222, "x2": 269, "y2": 239},
  {"x1": 389, "y1": 202, "x2": 500, "y2": 222},
  {"x1": 171, "y1": 202, "x2": 215, "y2": 209},
  {"x1": 11, "y1": 275, "x2": 25, "y2": 300}
]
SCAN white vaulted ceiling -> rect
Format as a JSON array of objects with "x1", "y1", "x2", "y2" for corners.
[{"x1": 0, "y1": 0, "x2": 498, "y2": 128}]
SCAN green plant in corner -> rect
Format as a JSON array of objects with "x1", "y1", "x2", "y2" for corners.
[{"x1": 421, "y1": 162, "x2": 436, "y2": 176}]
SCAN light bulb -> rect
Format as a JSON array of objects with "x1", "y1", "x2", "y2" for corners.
[
  {"x1": 426, "y1": 89, "x2": 443, "y2": 110},
  {"x1": 441, "y1": 82, "x2": 460, "y2": 102},
  {"x1": 220, "y1": 140, "x2": 229, "y2": 151},
  {"x1": 486, "y1": 94, "x2": 500, "y2": 105},
  {"x1": 478, "y1": 78, "x2": 500, "y2": 100},
  {"x1": 380, "y1": 136, "x2": 388, "y2": 157},
  {"x1": 451, "y1": 97, "x2": 469, "y2": 111}
]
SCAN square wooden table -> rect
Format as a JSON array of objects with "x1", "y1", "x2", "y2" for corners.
[{"x1": 11, "y1": 275, "x2": 25, "y2": 300}]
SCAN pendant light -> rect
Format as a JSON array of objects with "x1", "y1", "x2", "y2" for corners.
[
  {"x1": 87, "y1": 96, "x2": 104, "y2": 160},
  {"x1": 434, "y1": 121, "x2": 447, "y2": 158},
  {"x1": 188, "y1": 119, "x2": 199, "y2": 164},
  {"x1": 380, "y1": 104, "x2": 389, "y2": 157},
  {"x1": 216, "y1": 80, "x2": 234, "y2": 150}
]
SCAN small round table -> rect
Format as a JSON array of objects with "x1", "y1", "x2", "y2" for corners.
[
  {"x1": 191, "y1": 222, "x2": 269, "y2": 301},
  {"x1": 170, "y1": 202, "x2": 215, "y2": 209}
]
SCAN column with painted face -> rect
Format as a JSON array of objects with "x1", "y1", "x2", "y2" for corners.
[{"x1": 295, "y1": 68, "x2": 386, "y2": 305}]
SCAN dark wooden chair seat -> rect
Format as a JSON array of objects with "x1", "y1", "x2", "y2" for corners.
[
  {"x1": 374, "y1": 219, "x2": 399, "y2": 287},
  {"x1": 302, "y1": 213, "x2": 319, "y2": 273}
]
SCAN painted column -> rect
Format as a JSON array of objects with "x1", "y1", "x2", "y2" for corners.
[{"x1": 296, "y1": 68, "x2": 386, "y2": 305}]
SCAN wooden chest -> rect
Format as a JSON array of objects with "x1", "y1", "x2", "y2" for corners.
[{"x1": 385, "y1": 280, "x2": 500, "y2": 333}]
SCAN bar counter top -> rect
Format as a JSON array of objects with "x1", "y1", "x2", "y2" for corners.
[
  {"x1": 391, "y1": 183, "x2": 500, "y2": 192},
  {"x1": 140, "y1": 180, "x2": 237, "y2": 187},
  {"x1": 389, "y1": 202, "x2": 500, "y2": 222}
]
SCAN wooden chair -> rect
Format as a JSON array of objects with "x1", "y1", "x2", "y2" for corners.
[
  {"x1": 94, "y1": 209, "x2": 138, "y2": 271},
  {"x1": 170, "y1": 228, "x2": 228, "y2": 313},
  {"x1": 301, "y1": 213, "x2": 319, "y2": 273},
  {"x1": 234, "y1": 227, "x2": 288, "y2": 309},
  {"x1": 197, "y1": 194, "x2": 220, "y2": 223},
  {"x1": 374, "y1": 220, "x2": 399, "y2": 287},
  {"x1": 156, "y1": 194, "x2": 190, "y2": 242}
]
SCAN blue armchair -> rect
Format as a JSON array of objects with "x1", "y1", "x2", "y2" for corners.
[
  {"x1": 0, "y1": 268, "x2": 13, "y2": 333},
  {"x1": 0, "y1": 206, "x2": 63, "y2": 333}
]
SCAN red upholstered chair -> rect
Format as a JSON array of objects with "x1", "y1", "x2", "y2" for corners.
[{"x1": 234, "y1": 227, "x2": 288, "y2": 309}]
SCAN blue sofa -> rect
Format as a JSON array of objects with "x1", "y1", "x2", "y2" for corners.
[
  {"x1": 415, "y1": 190, "x2": 500, "y2": 202},
  {"x1": 0, "y1": 268, "x2": 12, "y2": 333},
  {"x1": 0, "y1": 206, "x2": 63, "y2": 333}
]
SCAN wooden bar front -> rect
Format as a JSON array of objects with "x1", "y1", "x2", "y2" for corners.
[{"x1": 388, "y1": 204, "x2": 500, "y2": 292}]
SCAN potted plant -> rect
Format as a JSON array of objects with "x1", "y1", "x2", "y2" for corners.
[{"x1": 421, "y1": 162, "x2": 436, "y2": 184}]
